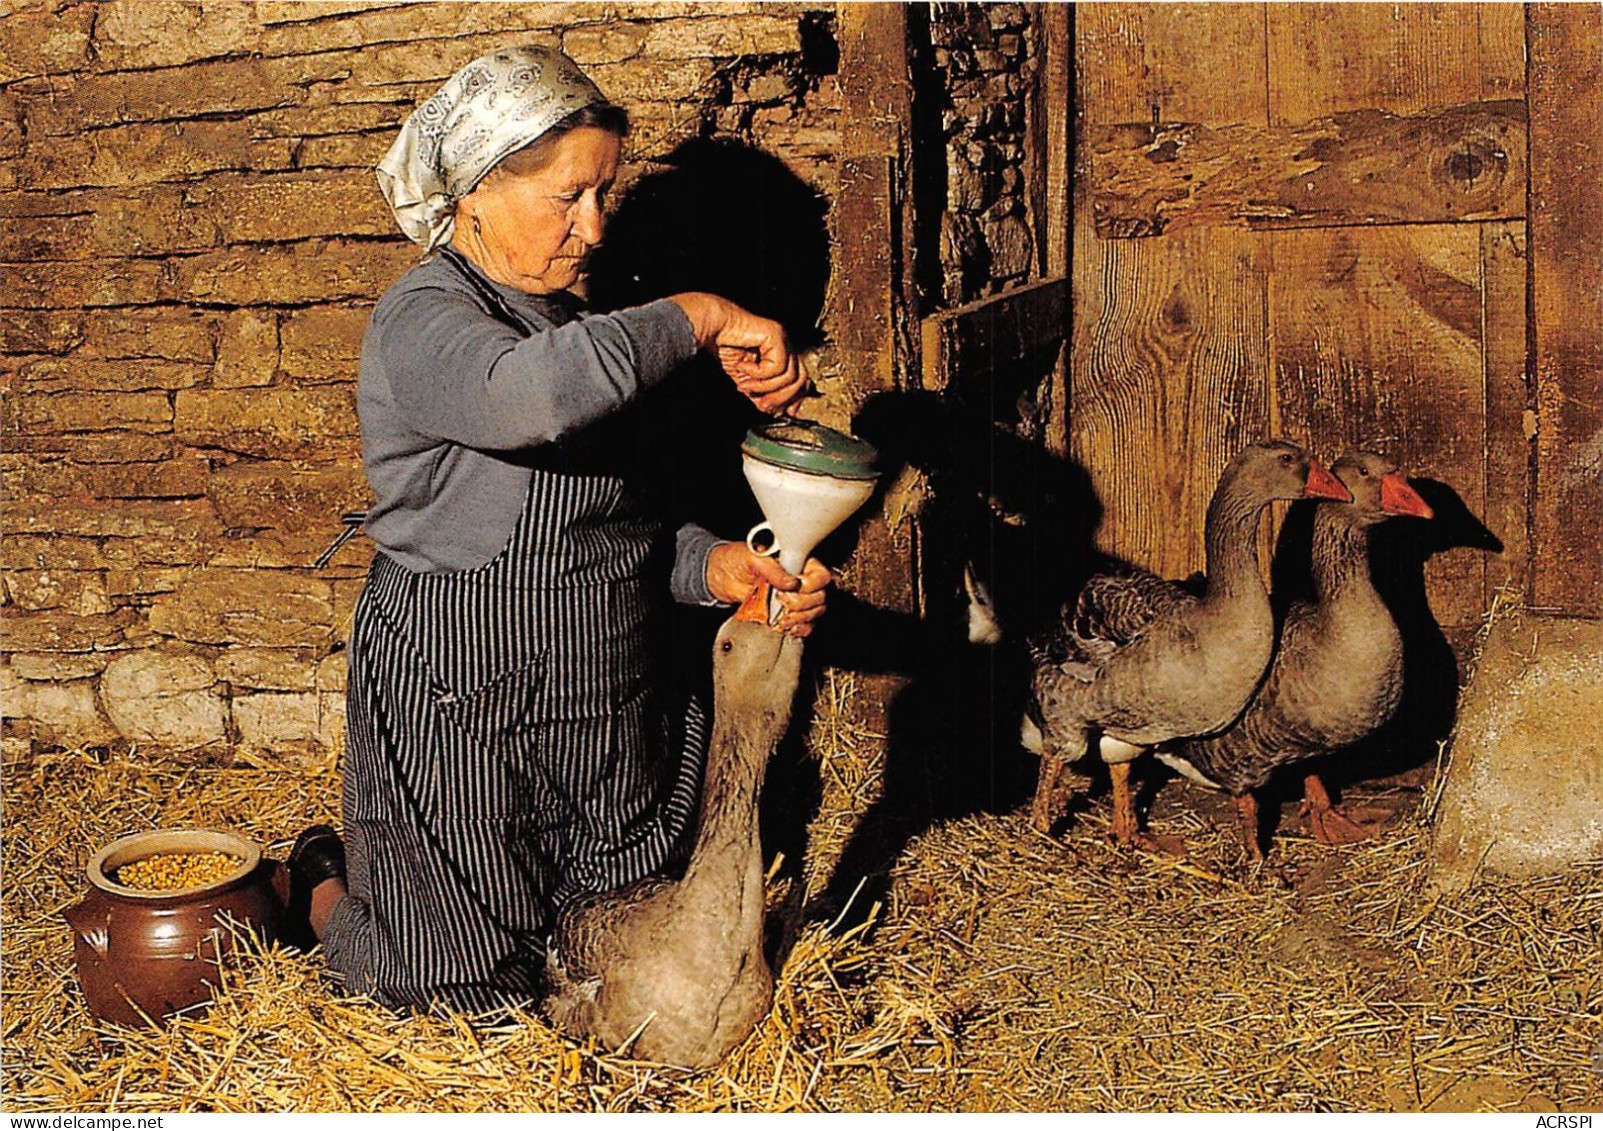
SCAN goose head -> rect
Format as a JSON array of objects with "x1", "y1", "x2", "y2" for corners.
[
  {"x1": 1331, "y1": 450, "x2": 1435, "y2": 525},
  {"x1": 1221, "y1": 440, "x2": 1352, "y2": 508},
  {"x1": 711, "y1": 617, "x2": 805, "y2": 726}
]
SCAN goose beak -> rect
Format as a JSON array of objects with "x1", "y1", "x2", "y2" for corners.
[
  {"x1": 733, "y1": 582, "x2": 773, "y2": 624},
  {"x1": 1380, "y1": 473, "x2": 1434, "y2": 518},
  {"x1": 1303, "y1": 459, "x2": 1353, "y2": 502}
]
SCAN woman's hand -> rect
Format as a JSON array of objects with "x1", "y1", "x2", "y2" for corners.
[
  {"x1": 670, "y1": 293, "x2": 812, "y2": 416},
  {"x1": 705, "y1": 542, "x2": 832, "y2": 636}
]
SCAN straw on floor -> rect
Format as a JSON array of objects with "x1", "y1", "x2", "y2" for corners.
[{"x1": 3, "y1": 671, "x2": 1599, "y2": 1111}]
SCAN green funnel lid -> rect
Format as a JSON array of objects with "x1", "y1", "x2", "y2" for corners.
[{"x1": 741, "y1": 419, "x2": 880, "y2": 480}]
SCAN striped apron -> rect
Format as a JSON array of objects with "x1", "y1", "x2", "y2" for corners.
[{"x1": 323, "y1": 420, "x2": 708, "y2": 1015}]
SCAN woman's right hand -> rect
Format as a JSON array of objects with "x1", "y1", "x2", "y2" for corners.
[{"x1": 670, "y1": 292, "x2": 812, "y2": 415}]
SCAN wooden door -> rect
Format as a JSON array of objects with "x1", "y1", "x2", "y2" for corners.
[{"x1": 1071, "y1": 3, "x2": 1603, "y2": 636}]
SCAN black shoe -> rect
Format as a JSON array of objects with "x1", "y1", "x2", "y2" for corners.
[{"x1": 283, "y1": 824, "x2": 346, "y2": 952}]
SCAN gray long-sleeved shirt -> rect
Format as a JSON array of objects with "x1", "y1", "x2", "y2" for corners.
[{"x1": 358, "y1": 248, "x2": 720, "y2": 602}]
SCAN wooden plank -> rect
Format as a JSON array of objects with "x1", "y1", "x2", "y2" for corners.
[
  {"x1": 1528, "y1": 3, "x2": 1603, "y2": 616},
  {"x1": 1077, "y1": 3, "x2": 1267, "y2": 127},
  {"x1": 831, "y1": 1, "x2": 918, "y2": 738},
  {"x1": 1069, "y1": 224, "x2": 1272, "y2": 582},
  {"x1": 1481, "y1": 221, "x2": 1531, "y2": 606},
  {"x1": 1029, "y1": 3, "x2": 1072, "y2": 276},
  {"x1": 920, "y1": 276, "x2": 1068, "y2": 393},
  {"x1": 1268, "y1": 3, "x2": 1523, "y2": 123},
  {"x1": 1088, "y1": 98, "x2": 1526, "y2": 238},
  {"x1": 1269, "y1": 225, "x2": 1488, "y2": 629}
]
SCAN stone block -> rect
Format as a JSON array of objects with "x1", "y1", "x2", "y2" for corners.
[
  {"x1": 234, "y1": 691, "x2": 321, "y2": 752},
  {"x1": 174, "y1": 387, "x2": 358, "y2": 460},
  {"x1": 104, "y1": 567, "x2": 186, "y2": 600},
  {"x1": 0, "y1": 310, "x2": 83, "y2": 355},
  {"x1": 639, "y1": 15, "x2": 802, "y2": 60},
  {"x1": 17, "y1": 391, "x2": 172, "y2": 435},
  {"x1": 2, "y1": 534, "x2": 115, "y2": 572},
  {"x1": 11, "y1": 498, "x2": 221, "y2": 541},
  {"x1": 5, "y1": 257, "x2": 171, "y2": 310},
  {"x1": 188, "y1": 171, "x2": 393, "y2": 243},
  {"x1": 561, "y1": 23, "x2": 648, "y2": 66},
  {"x1": 1, "y1": 609, "x2": 126, "y2": 652},
  {"x1": 8, "y1": 652, "x2": 108, "y2": 681},
  {"x1": 0, "y1": 3, "x2": 93, "y2": 84},
  {"x1": 207, "y1": 462, "x2": 369, "y2": 530},
  {"x1": 981, "y1": 212, "x2": 1035, "y2": 278},
  {"x1": 0, "y1": 89, "x2": 21, "y2": 160},
  {"x1": 90, "y1": 1, "x2": 259, "y2": 70},
  {"x1": 148, "y1": 569, "x2": 333, "y2": 647},
  {"x1": 279, "y1": 306, "x2": 370, "y2": 383},
  {"x1": 217, "y1": 648, "x2": 320, "y2": 692},
  {"x1": 1431, "y1": 612, "x2": 1603, "y2": 889},
  {"x1": 0, "y1": 667, "x2": 117, "y2": 746},
  {"x1": 174, "y1": 240, "x2": 415, "y2": 307},
  {"x1": 3, "y1": 570, "x2": 112, "y2": 615},
  {"x1": 214, "y1": 310, "x2": 280, "y2": 389},
  {"x1": 14, "y1": 119, "x2": 296, "y2": 192},
  {"x1": 293, "y1": 131, "x2": 395, "y2": 173},
  {"x1": 99, "y1": 649, "x2": 227, "y2": 751},
  {"x1": 19, "y1": 357, "x2": 207, "y2": 393},
  {"x1": 51, "y1": 433, "x2": 176, "y2": 464},
  {"x1": 25, "y1": 57, "x2": 319, "y2": 136},
  {"x1": 82, "y1": 310, "x2": 217, "y2": 363},
  {"x1": 316, "y1": 651, "x2": 349, "y2": 694},
  {"x1": 5, "y1": 454, "x2": 208, "y2": 500}
]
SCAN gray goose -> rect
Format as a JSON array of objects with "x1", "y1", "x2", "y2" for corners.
[
  {"x1": 542, "y1": 609, "x2": 803, "y2": 1069},
  {"x1": 1160, "y1": 450, "x2": 1433, "y2": 860},
  {"x1": 1026, "y1": 440, "x2": 1351, "y2": 849}
]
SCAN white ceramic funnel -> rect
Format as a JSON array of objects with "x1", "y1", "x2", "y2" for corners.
[{"x1": 742, "y1": 456, "x2": 878, "y2": 576}]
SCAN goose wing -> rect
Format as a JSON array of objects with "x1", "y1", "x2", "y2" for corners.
[{"x1": 1069, "y1": 568, "x2": 1198, "y2": 665}]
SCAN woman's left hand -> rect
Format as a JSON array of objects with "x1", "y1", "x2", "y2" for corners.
[{"x1": 705, "y1": 542, "x2": 832, "y2": 636}]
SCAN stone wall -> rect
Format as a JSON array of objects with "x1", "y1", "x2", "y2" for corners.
[
  {"x1": 930, "y1": 2, "x2": 1038, "y2": 304},
  {"x1": 1, "y1": 0, "x2": 843, "y2": 762}
]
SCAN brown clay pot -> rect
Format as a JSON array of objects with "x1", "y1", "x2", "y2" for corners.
[{"x1": 64, "y1": 828, "x2": 282, "y2": 1028}]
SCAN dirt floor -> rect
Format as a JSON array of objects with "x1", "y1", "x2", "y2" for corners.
[{"x1": 2, "y1": 739, "x2": 1599, "y2": 1112}]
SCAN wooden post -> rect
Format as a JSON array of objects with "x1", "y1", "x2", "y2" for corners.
[
  {"x1": 1528, "y1": 3, "x2": 1603, "y2": 617},
  {"x1": 832, "y1": 2, "x2": 920, "y2": 731}
]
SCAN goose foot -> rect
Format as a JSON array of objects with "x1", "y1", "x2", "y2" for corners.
[
  {"x1": 1302, "y1": 774, "x2": 1377, "y2": 846},
  {"x1": 1106, "y1": 761, "x2": 1183, "y2": 856},
  {"x1": 1233, "y1": 792, "x2": 1267, "y2": 864},
  {"x1": 1128, "y1": 832, "x2": 1189, "y2": 858},
  {"x1": 1030, "y1": 757, "x2": 1075, "y2": 834}
]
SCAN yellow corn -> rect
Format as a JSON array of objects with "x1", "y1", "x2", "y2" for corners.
[{"x1": 115, "y1": 852, "x2": 243, "y2": 891}]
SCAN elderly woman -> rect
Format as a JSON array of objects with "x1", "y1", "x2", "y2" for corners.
[{"x1": 286, "y1": 46, "x2": 829, "y2": 1014}]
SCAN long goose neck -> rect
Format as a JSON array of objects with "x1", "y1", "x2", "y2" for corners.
[
  {"x1": 1202, "y1": 486, "x2": 1270, "y2": 607},
  {"x1": 677, "y1": 702, "x2": 783, "y2": 928},
  {"x1": 1311, "y1": 511, "x2": 1377, "y2": 608}
]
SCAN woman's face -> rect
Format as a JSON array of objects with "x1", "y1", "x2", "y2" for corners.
[{"x1": 454, "y1": 126, "x2": 621, "y2": 294}]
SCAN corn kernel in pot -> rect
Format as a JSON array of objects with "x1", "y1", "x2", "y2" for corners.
[{"x1": 115, "y1": 852, "x2": 243, "y2": 891}]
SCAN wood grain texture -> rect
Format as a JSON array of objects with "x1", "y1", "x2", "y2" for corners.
[
  {"x1": 1077, "y1": 2, "x2": 1267, "y2": 127},
  {"x1": 1480, "y1": 221, "x2": 1531, "y2": 605},
  {"x1": 831, "y1": 0, "x2": 918, "y2": 722},
  {"x1": 1070, "y1": 223, "x2": 1271, "y2": 582},
  {"x1": 1268, "y1": 3, "x2": 1524, "y2": 123},
  {"x1": 1528, "y1": 3, "x2": 1603, "y2": 616},
  {"x1": 1088, "y1": 98, "x2": 1526, "y2": 237},
  {"x1": 1269, "y1": 225, "x2": 1487, "y2": 628}
]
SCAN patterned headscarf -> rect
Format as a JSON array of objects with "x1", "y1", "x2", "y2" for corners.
[{"x1": 376, "y1": 45, "x2": 611, "y2": 255}]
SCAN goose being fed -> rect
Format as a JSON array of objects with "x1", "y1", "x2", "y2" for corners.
[
  {"x1": 542, "y1": 606, "x2": 803, "y2": 1069},
  {"x1": 1160, "y1": 450, "x2": 1434, "y2": 861},
  {"x1": 1025, "y1": 440, "x2": 1352, "y2": 850}
]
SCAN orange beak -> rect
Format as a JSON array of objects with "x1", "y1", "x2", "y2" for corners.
[
  {"x1": 1304, "y1": 460, "x2": 1353, "y2": 502},
  {"x1": 733, "y1": 582, "x2": 773, "y2": 625},
  {"x1": 1380, "y1": 472, "x2": 1434, "y2": 518}
]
